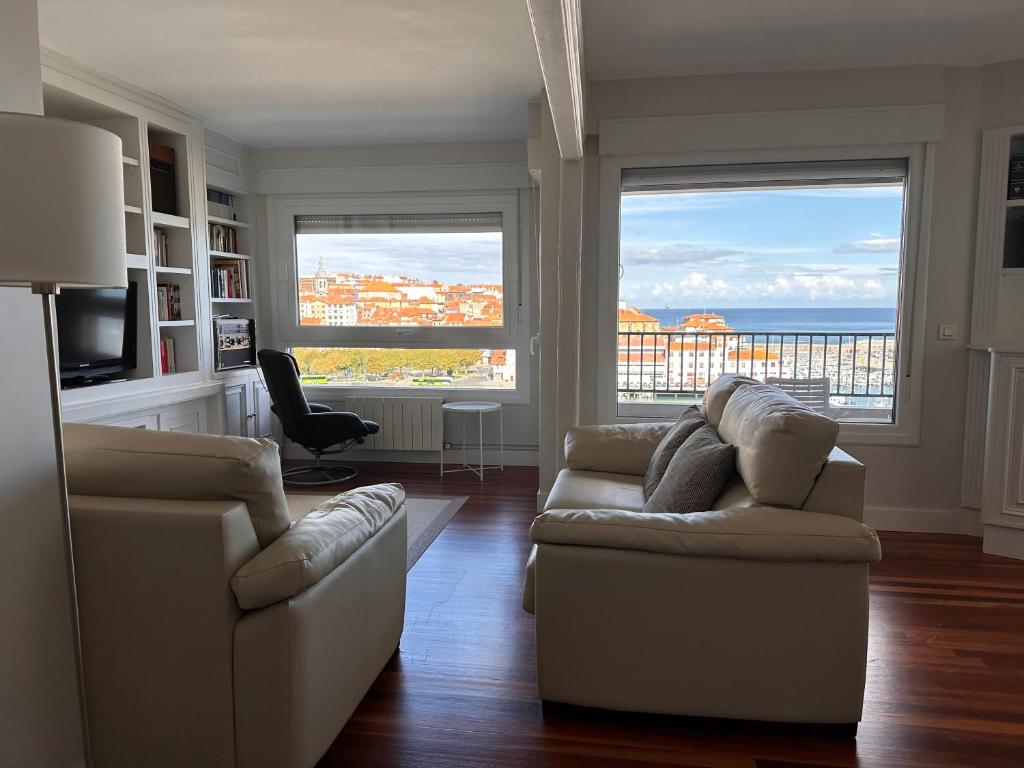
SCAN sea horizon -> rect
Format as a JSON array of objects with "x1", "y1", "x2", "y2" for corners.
[{"x1": 639, "y1": 306, "x2": 897, "y2": 334}]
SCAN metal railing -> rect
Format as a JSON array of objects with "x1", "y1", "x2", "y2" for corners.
[{"x1": 617, "y1": 331, "x2": 897, "y2": 418}]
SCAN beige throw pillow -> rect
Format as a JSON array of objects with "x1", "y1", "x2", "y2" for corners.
[
  {"x1": 642, "y1": 425, "x2": 735, "y2": 515},
  {"x1": 642, "y1": 406, "x2": 706, "y2": 500},
  {"x1": 702, "y1": 373, "x2": 760, "y2": 428}
]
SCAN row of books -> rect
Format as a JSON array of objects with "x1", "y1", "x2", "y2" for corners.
[
  {"x1": 1010, "y1": 154, "x2": 1024, "y2": 199},
  {"x1": 211, "y1": 258, "x2": 250, "y2": 299},
  {"x1": 156, "y1": 283, "x2": 183, "y2": 322},
  {"x1": 152, "y1": 227, "x2": 170, "y2": 267},
  {"x1": 159, "y1": 336, "x2": 177, "y2": 374},
  {"x1": 207, "y1": 189, "x2": 236, "y2": 220},
  {"x1": 209, "y1": 223, "x2": 239, "y2": 254}
]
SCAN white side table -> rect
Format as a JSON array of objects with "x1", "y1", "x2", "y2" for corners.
[{"x1": 440, "y1": 401, "x2": 504, "y2": 480}]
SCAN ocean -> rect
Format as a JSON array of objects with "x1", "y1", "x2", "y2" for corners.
[{"x1": 640, "y1": 307, "x2": 897, "y2": 334}]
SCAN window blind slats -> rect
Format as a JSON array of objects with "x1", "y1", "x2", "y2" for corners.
[
  {"x1": 621, "y1": 159, "x2": 908, "y2": 193},
  {"x1": 295, "y1": 212, "x2": 503, "y2": 234}
]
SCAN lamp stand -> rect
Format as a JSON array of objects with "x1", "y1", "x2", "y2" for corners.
[{"x1": 34, "y1": 283, "x2": 93, "y2": 768}]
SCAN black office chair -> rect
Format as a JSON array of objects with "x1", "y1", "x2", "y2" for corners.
[{"x1": 257, "y1": 349, "x2": 380, "y2": 485}]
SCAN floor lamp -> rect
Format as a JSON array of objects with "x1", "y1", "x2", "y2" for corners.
[{"x1": 0, "y1": 112, "x2": 128, "y2": 767}]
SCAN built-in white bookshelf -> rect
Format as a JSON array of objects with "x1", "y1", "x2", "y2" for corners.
[
  {"x1": 205, "y1": 179, "x2": 257, "y2": 359},
  {"x1": 42, "y1": 73, "x2": 206, "y2": 386}
]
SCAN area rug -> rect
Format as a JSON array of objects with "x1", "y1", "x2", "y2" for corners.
[{"x1": 285, "y1": 492, "x2": 468, "y2": 570}]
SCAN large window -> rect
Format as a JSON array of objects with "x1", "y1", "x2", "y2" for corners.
[
  {"x1": 273, "y1": 194, "x2": 524, "y2": 394},
  {"x1": 615, "y1": 159, "x2": 910, "y2": 424}
]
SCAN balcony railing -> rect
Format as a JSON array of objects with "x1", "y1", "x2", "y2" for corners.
[{"x1": 617, "y1": 331, "x2": 898, "y2": 422}]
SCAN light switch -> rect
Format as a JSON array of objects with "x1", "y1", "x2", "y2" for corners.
[{"x1": 938, "y1": 323, "x2": 958, "y2": 341}]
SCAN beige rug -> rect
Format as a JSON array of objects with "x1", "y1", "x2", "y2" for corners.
[{"x1": 285, "y1": 492, "x2": 468, "y2": 570}]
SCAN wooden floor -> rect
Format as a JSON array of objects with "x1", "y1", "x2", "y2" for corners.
[{"x1": 301, "y1": 461, "x2": 1024, "y2": 768}]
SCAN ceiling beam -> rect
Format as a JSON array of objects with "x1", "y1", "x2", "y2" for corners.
[{"x1": 525, "y1": 0, "x2": 584, "y2": 160}]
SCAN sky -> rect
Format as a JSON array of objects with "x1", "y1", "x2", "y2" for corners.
[
  {"x1": 620, "y1": 185, "x2": 905, "y2": 309},
  {"x1": 296, "y1": 231, "x2": 503, "y2": 285}
]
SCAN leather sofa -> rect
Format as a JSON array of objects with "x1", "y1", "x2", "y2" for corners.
[
  {"x1": 62, "y1": 423, "x2": 407, "y2": 768},
  {"x1": 522, "y1": 376, "x2": 882, "y2": 727}
]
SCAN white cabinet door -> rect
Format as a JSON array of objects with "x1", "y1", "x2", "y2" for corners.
[
  {"x1": 224, "y1": 383, "x2": 248, "y2": 437},
  {"x1": 160, "y1": 409, "x2": 201, "y2": 434},
  {"x1": 102, "y1": 412, "x2": 159, "y2": 430},
  {"x1": 253, "y1": 379, "x2": 273, "y2": 439}
]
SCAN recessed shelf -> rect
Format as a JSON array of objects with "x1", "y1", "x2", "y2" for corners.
[
  {"x1": 208, "y1": 215, "x2": 250, "y2": 229},
  {"x1": 1003, "y1": 267, "x2": 1024, "y2": 275},
  {"x1": 212, "y1": 297, "x2": 252, "y2": 303},
  {"x1": 1007, "y1": 199, "x2": 1024, "y2": 208},
  {"x1": 122, "y1": 155, "x2": 140, "y2": 166},
  {"x1": 124, "y1": 204, "x2": 143, "y2": 215},
  {"x1": 154, "y1": 266, "x2": 192, "y2": 275},
  {"x1": 126, "y1": 253, "x2": 148, "y2": 269},
  {"x1": 158, "y1": 320, "x2": 195, "y2": 328},
  {"x1": 152, "y1": 212, "x2": 191, "y2": 229},
  {"x1": 209, "y1": 250, "x2": 250, "y2": 260}
]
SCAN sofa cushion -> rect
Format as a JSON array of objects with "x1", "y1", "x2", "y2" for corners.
[
  {"x1": 717, "y1": 384, "x2": 839, "y2": 508},
  {"x1": 643, "y1": 424, "x2": 734, "y2": 515},
  {"x1": 231, "y1": 483, "x2": 405, "y2": 610},
  {"x1": 565, "y1": 422, "x2": 673, "y2": 476},
  {"x1": 531, "y1": 506, "x2": 882, "y2": 563},
  {"x1": 63, "y1": 422, "x2": 291, "y2": 548},
  {"x1": 702, "y1": 373, "x2": 759, "y2": 428},
  {"x1": 642, "y1": 406, "x2": 705, "y2": 500},
  {"x1": 545, "y1": 469, "x2": 646, "y2": 513}
]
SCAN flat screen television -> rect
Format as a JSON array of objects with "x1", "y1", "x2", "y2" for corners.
[{"x1": 56, "y1": 283, "x2": 138, "y2": 388}]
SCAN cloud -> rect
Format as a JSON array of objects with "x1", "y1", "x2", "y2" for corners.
[
  {"x1": 649, "y1": 272, "x2": 733, "y2": 301},
  {"x1": 833, "y1": 235, "x2": 901, "y2": 254},
  {"x1": 622, "y1": 243, "x2": 742, "y2": 267}
]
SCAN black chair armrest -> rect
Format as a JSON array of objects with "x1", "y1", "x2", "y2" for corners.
[{"x1": 307, "y1": 402, "x2": 333, "y2": 413}]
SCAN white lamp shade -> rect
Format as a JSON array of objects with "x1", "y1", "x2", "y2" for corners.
[{"x1": 0, "y1": 112, "x2": 127, "y2": 288}]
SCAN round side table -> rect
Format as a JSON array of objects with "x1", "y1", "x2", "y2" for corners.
[{"x1": 440, "y1": 401, "x2": 504, "y2": 480}]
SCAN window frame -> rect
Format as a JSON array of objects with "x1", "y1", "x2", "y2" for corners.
[
  {"x1": 269, "y1": 191, "x2": 531, "y2": 403},
  {"x1": 597, "y1": 143, "x2": 934, "y2": 446}
]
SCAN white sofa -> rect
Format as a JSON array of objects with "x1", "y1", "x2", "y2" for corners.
[
  {"x1": 62, "y1": 423, "x2": 407, "y2": 768},
  {"x1": 523, "y1": 376, "x2": 882, "y2": 727}
]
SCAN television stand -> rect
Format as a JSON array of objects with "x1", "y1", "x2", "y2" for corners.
[{"x1": 61, "y1": 374, "x2": 128, "y2": 390}]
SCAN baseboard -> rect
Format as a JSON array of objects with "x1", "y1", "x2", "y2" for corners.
[
  {"x1": 864, "y1": 505, "x2": 983, "y2": 537},
  {"x1": 982, "y1": 525, "x2": 1024, "y2": 560},
  {"x1": 281, "y1": 442, "x2": 539, "y2": 467}
]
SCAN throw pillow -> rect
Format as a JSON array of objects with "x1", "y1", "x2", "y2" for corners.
[
  {"x1": 642, "y1": 406, "x2": 706, "y2": 500},
  {"x1": 642, "y1": 424, "x2": 735, "y2": 515}
]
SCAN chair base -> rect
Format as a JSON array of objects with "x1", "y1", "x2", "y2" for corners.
[{"x1": 281, "y1": 461, "x2": 359, "y2": 486}]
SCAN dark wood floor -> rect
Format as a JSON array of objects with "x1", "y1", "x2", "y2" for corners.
[{"x1": 298, "y1": 461, "x2": 1024, "y2": 768}]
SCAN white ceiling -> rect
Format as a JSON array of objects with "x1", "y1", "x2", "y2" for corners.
[
  {"x1": 584, "y1": 0, "x2": 1024, "y2": 81},
  {"x1": 37, "y1": 0, "x2": 543, "y2": 148}
]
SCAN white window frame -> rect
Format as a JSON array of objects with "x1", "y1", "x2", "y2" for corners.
[
  {"x1": 268, "y1": 190, "x2": 531, "y2": 404},
  {"x1": 597, "y1": 143, "x2": 934, "y2": 446}
]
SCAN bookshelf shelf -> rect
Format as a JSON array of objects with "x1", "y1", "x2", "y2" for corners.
[
  {"x1": 122, "y1": 155, "x2": 140, "y2": 166},
  {"x1": 152, "y1": 211, "x2": 191, "y2": 229},
  {"x1": 155, "y1": 266, "x2": 192, "y2": 275},
  {"x1": 126, "y1": 252, "x2": 149, "y2": 269},
  {"x1": 210, "y1": 249, "x2": 250, "y2": 260},
  {"x1": 208, "y1": 215, "x2": 250, "y2": 229},
  {"x1": 1008, "y1": 199, "x2": 1024, "y2": 208},
  {"x1": 158, "y1": 320, "x2": 195, "y2": 328},
  {"x1": 124, "y1": 204, "x2": 143, "y2": 215},
  {"x1": 212, "y1": 297, "x2": 253, "y2": 304}
]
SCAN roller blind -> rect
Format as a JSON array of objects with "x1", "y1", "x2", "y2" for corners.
[
  {"x1": 621, "y1": 159, "x2": 908, "y2": 194},
  {"x1": 295, "y1": 212, "x2": 503, "y2": 235}
]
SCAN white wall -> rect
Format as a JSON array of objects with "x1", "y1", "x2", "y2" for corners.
[
  {"x1": 249, "y1": 140, "x2": 541, "y2": 463},
  {"x1": 580, "y1": 64, "x2": 990, "y2": 531},
  {"x1": 0, "y1": 3, "x2": 86, "y2": 767}
]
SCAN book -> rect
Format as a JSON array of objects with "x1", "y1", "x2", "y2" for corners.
[
  {"x1": 160, "y1": 336, "x2": 176, "y2": 374},
  {"x1": 211, "y1": 258, "x2": 249, "y2": 299},
  {"x1": 206, "y1": 189, "x2": 236, "y2": 220},
  {"x1": 209, "y1": 223, "x2": 238, "y2": 253},
  {"x1": 152, "y1": 227, "x2": 169, "y2": 267},
  {"x1": 156, "y1": 283, "x2": 182, "y2": 321}
]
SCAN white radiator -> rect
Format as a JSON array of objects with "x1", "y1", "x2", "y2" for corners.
[{"x1": 340, "y1": 396, "x2": 444, "y2": 451}]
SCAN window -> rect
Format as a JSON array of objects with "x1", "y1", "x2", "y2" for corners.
[
  {"x1": 614, "y1": 159, "x2": 910, "y2": 425},
  {"x1": 273, "y1": 194, "x2": 525, "y2": 395}
]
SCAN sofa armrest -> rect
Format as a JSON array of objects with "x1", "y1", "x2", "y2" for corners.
[
  {"x1": 530, "y1": 506, "x2": 881, "y2": 563},
  {"x1": 564, "y1": 422, "x2": 673, "y2": 475},
  {"x1": 231, "y1": 483, "x2": 405, "y2": 609}
]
